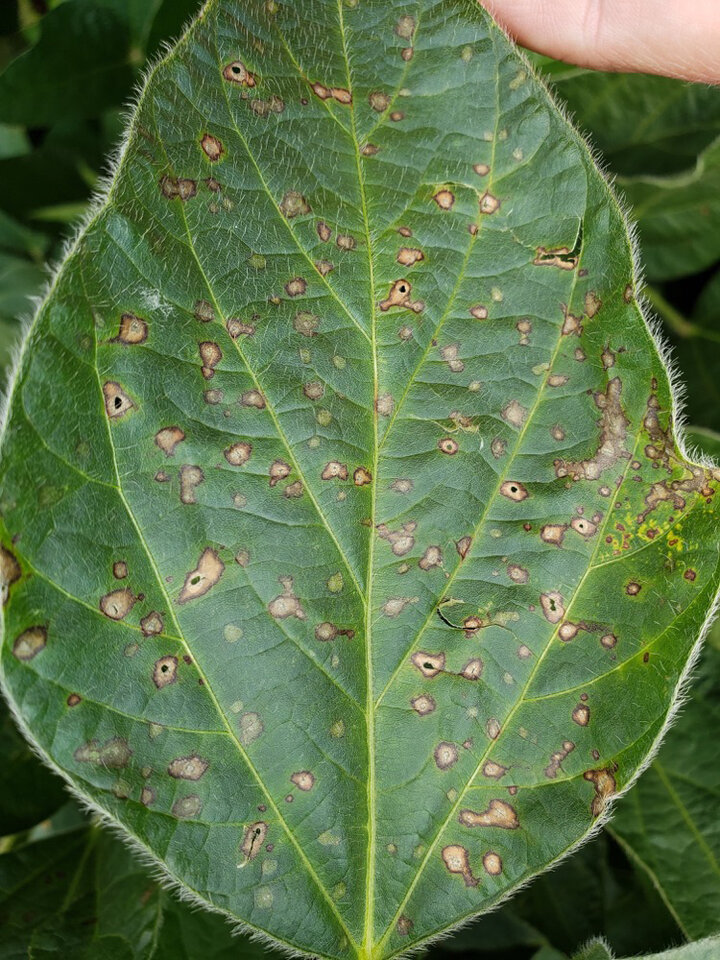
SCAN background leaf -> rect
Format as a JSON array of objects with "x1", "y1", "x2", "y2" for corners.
[{"x1": 609, "y1": 643, "x2": 720, "y2": 940}]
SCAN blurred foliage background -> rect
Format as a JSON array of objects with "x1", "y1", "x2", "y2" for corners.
[{"x1": 0, "y1": 3, "x2": 719, "y2": 959}]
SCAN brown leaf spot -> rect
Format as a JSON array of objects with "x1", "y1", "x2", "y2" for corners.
[
  {"x1": 177, "y1": 548, "x2": 224, "y2": 604},
  {"x1": 397, "y1": 916, "x2": 414, "y2": 936},
  {"x1": 291, "y1": 771, "x2": 315, "y2": 791},
  {"x1": 103, "y1": 381, "x2": 134, "y2": 419},
  {"x1": 168, "y1": 755, "x2": 209, "y2": 780},
  {"x1": 12, "y1": 626, "x2": 47, "y2": 661},
  {"x1": 112, "y1": 561, "x2": 128, "y2": 580},
  {"x1": 354, "y1": 467, "x2": 372, "y2": 486},
  {"x1": 141, "y1": 612, "x2": 164, "y2": 637},
  {"x1": 223, "y1": 61, "x2": 256, "y2": 85},
  {"x1": 239, "y1": 711, "x2": 264, "y2": 746},
  {"x1": 500, "y1": 481, "x2": 528, "y2": 502},
  {"x1": 322, "y1": 461, "x2": 349, "y2": 481},
  {"x1": 112, "y1": 312, "x2": 147, "y2": 345},
  {"x1": 433, "y1": 189, "x2": 455, "y2": 210},
  {"x1": 199, "y1": 341, "x2": 222, "y2": 379},
  {"x1": 585, "y1": 291, "x2": 602, "y2": 317},
  {"x1": 179, "y1": 465, "x2": 204, "y2": 505},
  {"x1": 483, "y1": 852, "x2": 502, "y2": 876},
  {"x1": 369, "y1": 90, "x2": 390, "y2": 112},
  {"x1": 502, "y1": 399, "x2": 527, "y2": 428},
  {"x1": 573, "y1": 703, "x2": 590, "y2": 726},
  {"x1": 172, "y1": 795, "x2": 203, "y2": 819},
  {"x1": 540, "y1": 591, "x2": 565, "y2": 624},
  {"x1": 459, "y1": 799, "x2": 519, "y2": 829},
  {"x1": 100, "y1": 588, "x2": 135, "y2": 621},
  {"x1": 442, "y1": 845, "x2": 478, "y2": 886},
  {"x1": 397, "y1": 247, "x2": 424, "y2": 266},
  {"x1": 293, "y1": 310, "x2": 319, "y2": 337},
  {"x1": 533, "y1": 246, "x2": 577, "y2": 271},
  {"x1": 482, "y1": 761, "x2": 507, "y2": 780},
  {"x1": 473, "y1": 163, "x2": 490, "y2": 176},
  {"x1": 241, "y1": 389, "x2": 266, "y2": 409},
  {"x1": 74, "y1": 737, "x2": 131, "y2": 768},
  {"x1": 269, "y1": 460, "x2": 291, "y2": 487},
  {"x1": 507, "y1": 564, "x2": 529, "y2": 584},
  {"x1": 545, "y1": 740, "x2": 575, "y2": 778},
  {"x1": 626, "y1": 581, "x2": 641, "y2": 596},
  {"x1": 250, "y1": 95, "x2": 285, "y2": 117},
  {"x1": 438, "y1": 437, "x2": 459, "y2": 455},
  {"x1": 269, "y1": 576, "x2": 306, "y2": 620},
  {"x1": 200, "y1": 133, "x2": 224, "y2": 162},
  {"x1": 479, "y1": 191, "x2": 500, "y2": 214},
  {"x1": 240, "y1": 821, "x2": 268, "y2": 862},
  {"x1": 285, "y1": 277, "x2": 307, "y2": 297},
  {"x1": 153, "y1": 656, "x2": 178, "y2": 688},
  {"x1": 226, "y1": 317, "x2": 255, "y2": 338},
  {"x1": 555, "y1": 378, "x2": 629, "y2": 481},
  {"x1": 336, "y1": 233, "x2": 357, "y2": 251},
  {"x1": 317, "y1": 221, "x2": 332, "y2": 242},
  {"x1": 411, "y1": 695, "x2": 436, "y2": 716},
  {"x1": 541, "y1": 524, "x2": 567, "y2": 546},
  {"x1": 224, "y1": 442, "x2": 252, "y2": 466},
  {"x1": 159, "y1": 176, "x2": 197, "y2": 201},
  {"x1": 435, "y1": 741, "x2": 459, "y2": 770},
  {"x1": 411, "y1": 651, "x2": 445, "y2": 678},
  {"x1": 419, "y1": 545, "x2": 443, "y2": 570},
  {"x1": 280, "y1": 191, "x2": 310, "y2": 218},
  {"x1": 67, "y1": 693, "x2": 82, "y2": 707},
  {"x1": 380, "y1": 278, "x2": 423, "y2": 313},
  {"x1": 284, "y1": 480, "x2": 303, "y2": 498},
  {"x1": 155, "y1": 426, "x2": 185, "y2": 457},
  {"x1": 456, "y1": 536, "x2": 472, "y2": 559},
  {"x1": 0, "y1": 546, "x2": 20, "y2": 603},
  {"x1": 584, "y1": 766, "x2": 617, "y2": 816}
]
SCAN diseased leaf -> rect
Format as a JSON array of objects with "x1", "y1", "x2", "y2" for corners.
[
  {"x1": 545, "y1": 72, "x2": 720, "y2": 178},
  {"x1": 619, "y1": 137, "x2": 720, "y2": 281},
  {"x1": 1, "y1": 2, "x2": 719, "y2": 958},
  {"x1": 610, "y1": 643, "x2": 720, "y2": 940},
  {"x1": 0, "y1": 822, "x2": 272, "y2": 958}
]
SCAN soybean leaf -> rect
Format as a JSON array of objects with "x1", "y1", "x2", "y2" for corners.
[
  {"x1": 609, "y1": 643, "x2": 720, "y2": 940},
  {"x1": 573, "y1": 937, "x2": 720, "y2": 960},
  {"x1": 547, "y1": 72, "x2": 720, "y2": 178},
  {"x1": 1, "y1": 2, "x2": 719, "y2": 958},
  {"x1": 0, "y1": 822, "x2": 272, "y2": 958},
  {"x1": 0, "y1": 1, "x2": 134, "y2": 126},
  {"x1": 619, "y1": 137, "x2": 720, "y2": 281}
]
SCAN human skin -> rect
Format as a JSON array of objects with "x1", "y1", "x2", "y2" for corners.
[{"x1": 480, "y1": 0, "x2": 720, "y2": 83}]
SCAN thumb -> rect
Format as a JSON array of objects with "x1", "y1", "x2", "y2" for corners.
[{"x1": 480, "y1": 0, "x2": 720, "y2": 84}]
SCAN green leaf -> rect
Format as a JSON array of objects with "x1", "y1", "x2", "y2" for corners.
[
  {"x1": 0, "y1": 1, "x2": 134, "y2": 125},
  {"x1": 547, "y1": 72, "x2": 720, "y2": 178},
  {"x1": 0, "y1": 821, "x2": 272, "y2": 958},
  {"x1": 1, "y1": 2, "x2": 719, "y2": 957},
  {"x1": 619, "y1": 137, "x2": 720, "y2": 281},
  {"x1": 572, "y1": 937, "x2": 720, "y2": 960},
  {"x1": 0, "y1": 697, "x2": 67, "y2": 835},
  {"x1": 0, "y1": 252, "x2": 45, "y2": 319},
  {"x1": 609, "y1": 643, "x2": 720, "y2": 940}
]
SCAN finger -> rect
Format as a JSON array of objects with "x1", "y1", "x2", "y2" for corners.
[{"x1": 480, "y1": 0, "x2": 720, "y2": 84}]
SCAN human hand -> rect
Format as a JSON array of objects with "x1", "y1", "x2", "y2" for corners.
[{"x1": 480, "y1": 0, "x2": 720, "y2": 83}]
